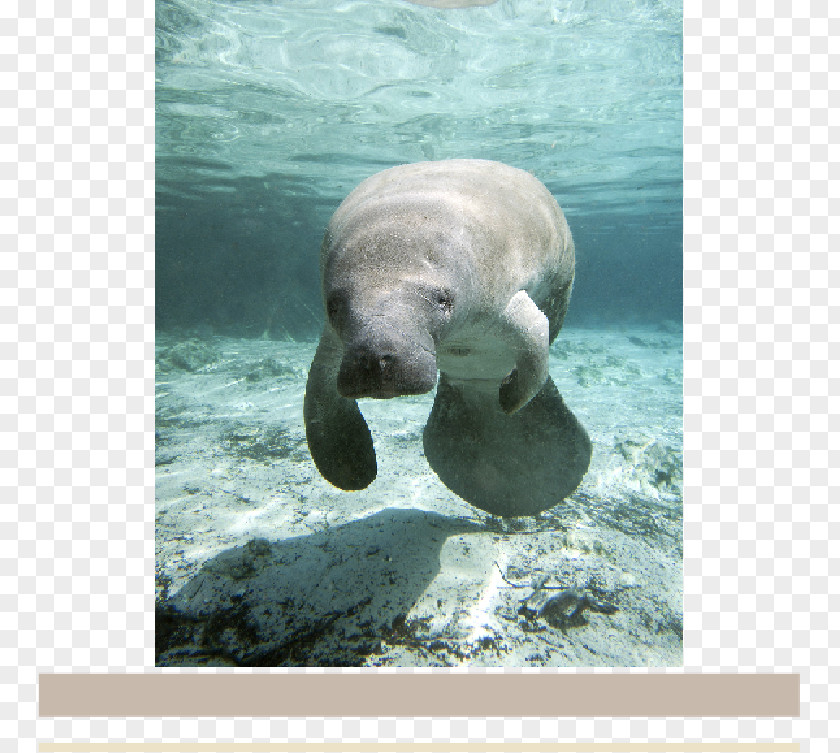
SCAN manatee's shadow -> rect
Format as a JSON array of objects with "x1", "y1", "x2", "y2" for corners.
[{"x1": 156, "y1": 508, "x2": 481, "y2": 667}]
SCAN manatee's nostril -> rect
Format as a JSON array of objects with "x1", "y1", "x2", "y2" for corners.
[
  {"x1": 356, "y1": 352, "x2": 393, "y2": 383},
  {"x1": 352, "y1": 350, "x2": 395, "y2": 385},
  {"x1": 378, "y1": 353, "x2": 394, "y2": 375}
]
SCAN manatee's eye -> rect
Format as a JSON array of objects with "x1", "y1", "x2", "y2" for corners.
[
  {"x1": 434, "y1": 290, "x2": 454, "y2": 316},
  {"x1": 418, "y1": 285, "x2": 454, "y2": 325}
]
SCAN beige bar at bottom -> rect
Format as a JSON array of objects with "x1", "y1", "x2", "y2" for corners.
[{"x1": 38, "y1": 673, "x2": 799, "y2": 718}]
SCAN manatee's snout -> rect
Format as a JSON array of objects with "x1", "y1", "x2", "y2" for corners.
[{"x1": 337, "y1": 339, "x2": 437, "y2": 399}]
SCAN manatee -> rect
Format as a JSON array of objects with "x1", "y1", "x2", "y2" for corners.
[{"x1": 303, "y1": 159, "x2": 591, "y2": 516}]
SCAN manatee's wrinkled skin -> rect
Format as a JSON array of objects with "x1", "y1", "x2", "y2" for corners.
[{"x1": 304, "y1": 159, "x2": 590, "y2": 516}]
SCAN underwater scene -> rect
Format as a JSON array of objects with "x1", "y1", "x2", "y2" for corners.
[{"x1": 155, "y1": 0, "x2": 683, "y2": 667}]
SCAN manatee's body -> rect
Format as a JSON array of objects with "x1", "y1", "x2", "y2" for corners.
[{"x1": 304, "y1": 159, "x2": 590, "y2": 516}]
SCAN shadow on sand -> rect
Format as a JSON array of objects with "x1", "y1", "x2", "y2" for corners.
[{"x1": 156, "y1": 508, "x2": 482, "y2": 667}]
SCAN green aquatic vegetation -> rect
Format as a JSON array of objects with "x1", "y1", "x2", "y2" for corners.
[
  {"x1": 244, "y1": 358, "x2": 297, "y2": 382},
  {"x1": 660, "y1": 367, "x2": 679, "y2": 385},
  {"x1": 627, "y1": 336, "x2": 676, "y2": 351},
  {"x1": 614, "y1": 437, "x2": 683, "y2": 497},
  {"x1": 572, "y1": 363, "x2": 633, "y2": 388},
  {"x1": 158, "y1": 339, "x2": 222, "y2": 373},
  {"x1": 551, "y1": 340, "x2": 607, "y2": 359},
  {"x1": 222, "y1": 425, "x2": 307, "y2": 464},
  {"x1": 573, "y1": 364, "x2": 599, "y2": 387}
]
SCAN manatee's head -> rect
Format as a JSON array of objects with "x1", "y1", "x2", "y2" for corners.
[
  {"x1": 325, "y1": 276, "x2": 458, "y2": 399},
  {"x1": 321, "y1": 225, "x2": 468, "y2": 400}
]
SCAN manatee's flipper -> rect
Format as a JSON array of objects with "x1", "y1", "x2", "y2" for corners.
[
  {"x1": 304, "y1": 327, "x2": 376, "y2": 490},
  {"x1": 423, "y1": 375, "x2": 590, "y2": 516},
  {"x1": 497, "y1": 290, "x2": 550, "y2": 414}
]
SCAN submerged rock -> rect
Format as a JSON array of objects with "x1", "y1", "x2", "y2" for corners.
[{"x1": 518, "y1": 585, "x2": 618, "y2": 630}]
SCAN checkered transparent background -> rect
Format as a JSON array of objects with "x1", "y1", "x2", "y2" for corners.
[{"x1": 3, "y1": 0, "x2": 837, "y2": 749}]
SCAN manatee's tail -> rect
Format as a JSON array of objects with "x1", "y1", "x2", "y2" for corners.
[
  {"x1": 304, "y1": 327, "x2": 377, "y2": 490},
  {"x1": 423, "y1": 375, "x2": 591, "y2": 516}
]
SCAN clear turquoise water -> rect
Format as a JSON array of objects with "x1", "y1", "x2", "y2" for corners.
[
  {"x1": 155, "y1": 0, "x2": 683, "y2": 336},
  {"x1": 155, "y1": 2, "x2": 684, "y2": 665}
]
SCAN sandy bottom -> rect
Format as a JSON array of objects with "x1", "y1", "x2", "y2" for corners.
[{"x1": 155, "y1": 324, "x2": 683, "y2": 667}]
